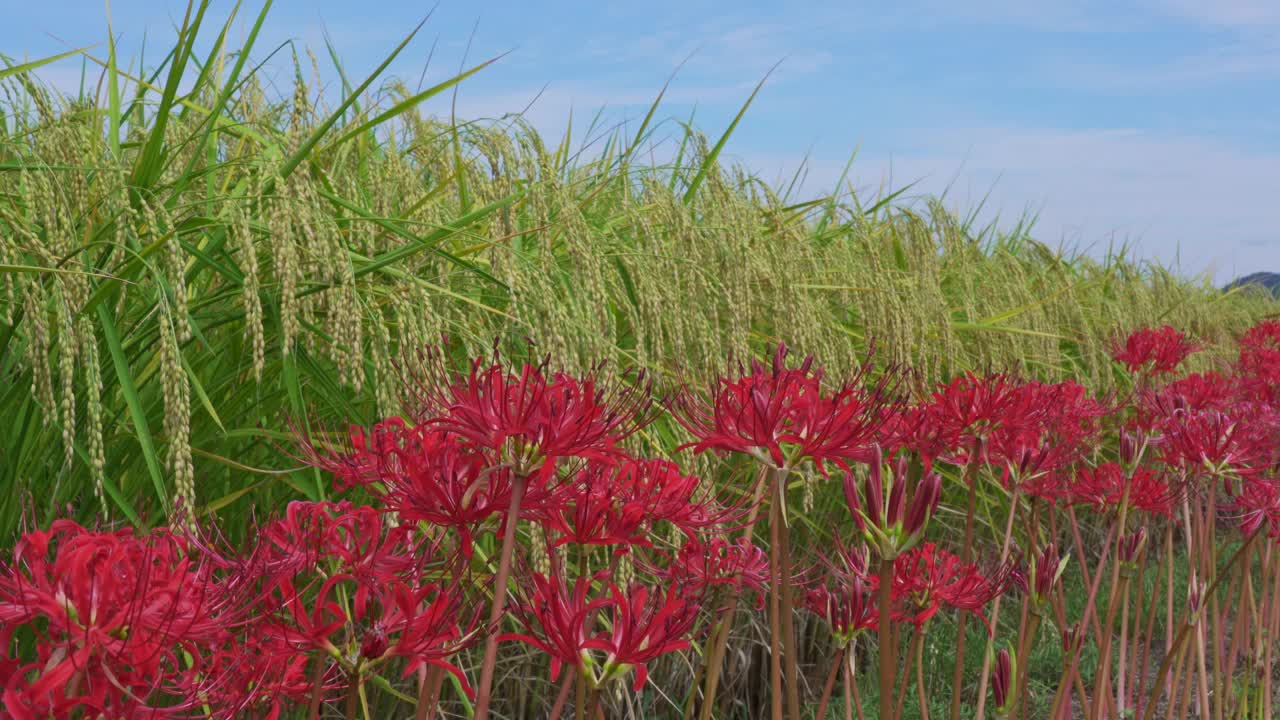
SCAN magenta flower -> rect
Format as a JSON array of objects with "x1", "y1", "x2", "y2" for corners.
[
  {"x1": 870, "y1": 542, "x2": 1012, "y2": 631},
  {"x1": 534, "y1": 457, "x2": 712, "y2": 548},
  {"x1": 410, "y1": 350, "x2": 654, "y2": 481},
  {"x1": 1071, "y1": 462, "x2": 1177, "y2": 517},
  {"x1": 500, "y1": 566, "x2": 612, "y2": 684},
  {"x1": 664, "y1": 536, "x2": 770, "y2": 604},
  {"x1": 1110, "y1": 325, "x2": 1202, "y2": 376},
  {"x1": 594, "y1": 582, "x2": 700, "y2": 691},
  {"x1": 0, "y1": 521, "x2": 230, "y2": 717},
  {"x1": 670, "y1": 343, "x2": 893, "y2": 471},
  {"x1": 803, "y1": 570, "x2": 877, "y2": 647}
]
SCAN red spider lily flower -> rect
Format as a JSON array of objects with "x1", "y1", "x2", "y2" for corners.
[
  {"x1": 984, "y1": 382, "x2": 1110, "y2": 479},
  {"x1": 182, "y1": 634, "x2": 324, "y2": 720},
  {"x1": 1136, "y1": 372, "x2": 1239, "y2": 430},
  {"x1": 1156, "y1": 408, "x2": 1272, "y2": 478},
  {"x1": 310, "y1": 425, "x2": 532, "y2": 557},
  {"x1": 869, "y1": 543, "x2": 1012, "y2": 631},
  {"x1": 917, "y1": 372, "x2": 1026, "y2": 461},
  {"x1": 257, "y1": 501, "x2": 421, "y2": 589},
  {"x1": 670, "y1": 344, "x2": 894, "y2": 472},
  {"x1": 382, "y1": 582, "x2": 484, "y2": 695},
  {"x1": 803, "y1": 571, "x2": 877, "y2": 647},
  {"x1": 409, "y1": 349, "x2": 654, "y2": 482},
  {"x1": 1071, "y1": 463, "x2": 1177, "y2": 517},
  {"x1": 1110, "y1": 325, "x2": 1202, "y2": 376},
  {"x1": 876, "y1": 403, "x2": 958, "y2": 468},
  {"x1": 991, "y1": 647, "x2": 1016, "y2": 714},
  {"x1": 1013, "y1": 461, "x2": 1073, "y2": 504},
  {"x1": 1238, "y1": 320, "x2": 1280, "y2": 386},
  {"x1": 1227, "y1": 476, "x2": 1280, "y2": 538},
  {"x1": 0, "y1": 521, "x2": 230, "y2": 718},
  {"x1": 307, "y1": 423, "x2": 582, "y2": 558},
  {"x1": 257, "y1": 576, "x2": 480, "y2": 702},
  {"x1": 248, "y1": 501, "x2": 480, "y2": 698},
  {"x1": 664, "y1": 537, "x2": 770, "y2": 606},
  {"x1": 669, "y1": 344, "x2": 816, "y2": 467},
  {"x1": 500, "y1": 566, "x2": 613, "y2": 685},
  {"x1": 261, "y1": 575, "x2": 350, "y2": 657},
  {"x1": 307, "y1": 416, "x2": 417, "y2": 491},
  {"x1": 535, "y1": 457, "x2": 713, "y2": 548},
  {"x1": 843, "y1": 446, "x2": 941, "y2": 559},
  {"x1": 594, "y1": 582, "x2": 701, "y2": 691},
  {"x1": 2, "y1": 666, "x2": 83, "y2": 720}
]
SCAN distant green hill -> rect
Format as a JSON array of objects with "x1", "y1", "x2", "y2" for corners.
[{"x1": 1226, "y1": 272, "x2": 1280, "y2": 296}]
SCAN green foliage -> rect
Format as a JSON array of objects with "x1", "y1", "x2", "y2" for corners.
[{"x1": 0, "y1": 0, "x2": 1276, "y2": 543}]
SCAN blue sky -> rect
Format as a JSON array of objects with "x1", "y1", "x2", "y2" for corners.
[{"x1": 6, "y1": 1, "x2": 1280, "y2": 282}]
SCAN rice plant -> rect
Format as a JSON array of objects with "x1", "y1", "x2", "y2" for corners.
[{"x1": 3, "y1": 3, "x2": 1280, "y2": 718}]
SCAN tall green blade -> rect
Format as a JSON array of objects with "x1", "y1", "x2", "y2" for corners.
[{"x1": 682, "y1": 63, "x2": 776, "y2": 205}]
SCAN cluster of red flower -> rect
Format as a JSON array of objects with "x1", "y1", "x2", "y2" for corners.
[{"x1": 2, "y1": 322, "x2": 1278, "y2": 720}]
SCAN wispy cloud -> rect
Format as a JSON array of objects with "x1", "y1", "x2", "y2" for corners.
[
  {"x1": 577, "y1": 20, "x2": 832, "y2": 81},
  {"x1": 1147, "y1": 0, "x2": 1280, "y2": 28},
  {"x1": 746, "y1": 126, "x2": 1280, "y2": 282}
]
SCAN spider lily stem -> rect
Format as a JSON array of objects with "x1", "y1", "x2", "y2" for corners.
[
  {"x1": 473, "y1": 473, "x2": 528, "y2": 720},
  {"x1": 549, "y1": 674, "x2": 575, "y2": 720},
  {"x1": 415, "y1": 666, "x2": 445, "y2": 720},
  {"x1": 847, "y1": 651, "x2": 865, "y2": 720},
  {"x1": 1089, "y1": 497, "x2": 1131, "y2": 720},
  {"x1": 697, "y1": 590, "x2": 740, "y2": 720},
  {"x1": 768, "y1": 492, "x2": 785, "y2": 720},
  {"x1": 308, "y1": 655, "x2": 326, "y2": 720},
  {"x1": 1012, "y1": 613, "x2": 1039, "y2": 719},
  {"x1": 1135, "y1": 535, "x2": 1167, "y2": 718},
  {"x1": 949, "y1": 449, "x2": 983, "y2": 720},
  {"x1": 588, "y1": 686, "x2": 605, "y2": 720},
  {"x1": 878, "y1": 555, "x2": 896, "y2": 720},
  {"x1": 344, "y1": 674, "x2": 361, "y2": 720},
  {"x1": 815, "y1": 645, "x2": 846, "y2": 720},
  {"x1": 576, "y1": 549, "x2": 589, "y2": 720},
  {"x1": 914, "y1": 628, "x2": 930, "y2": 720},
  {"x1": 1141, "y1": 528, "x2": 1261, "y2": 720},
  {"x1": 974, "y1": 482, "x2": 1021, "y2": 720},
  {"x1": 696, "y1": 464, "x2": 770, "y2": 720},
  {"x1": 774, "y1": 467, "x2": 802, "y2": 720}
]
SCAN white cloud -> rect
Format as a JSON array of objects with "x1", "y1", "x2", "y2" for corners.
[
  {"x1": 577, "y1": 20, "x2": 832, "y2": 81},
  {"x1": 1148, "y1": 0, "x2": 1280, "y2": 27},
  {"x1": 743, "y1": 127, "x2": 1280, "y2": 282}
]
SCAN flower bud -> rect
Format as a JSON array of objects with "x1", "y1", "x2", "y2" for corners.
[
  {"x1": 864, "y1": 445, "x2": 884, "y2": 529},
  {"x1": 772, "y1": 343, "x2": 788, "y2": 375},
  {"x1": 886, "y1": 461, "x2": 906, "y2": 527},
  {"x1": 842, "y1": 470, "x2": 865, "y2": 531},
  {"x1": 1120, "y1": 527, "x2": 1147, "y2": 564},
  {"x1": 1061, "y1": 623, "x2": 1082, "y2": 655},
  {"x1": 904, "y1": 471, "x2": 941, "y2": 537},
  {"x1": 1031, "y1": 543, "x2": 1068, "y2": 607},
  {"x1": 970, "y1": 435, "x2": 987, "y2": 472},
  {"x1": 1018, "y1": 448, "x2": 1035, "y2": 478},
  {"x1": 992, "y1": 647, "x2": 1015, "y2": 712},
  {"x1": 1188, "y1": 575, "x2": 1205, "y2": 618},
  {"x1": 1120, "y1": 430, "x2": 1135, "y2": 466}
]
